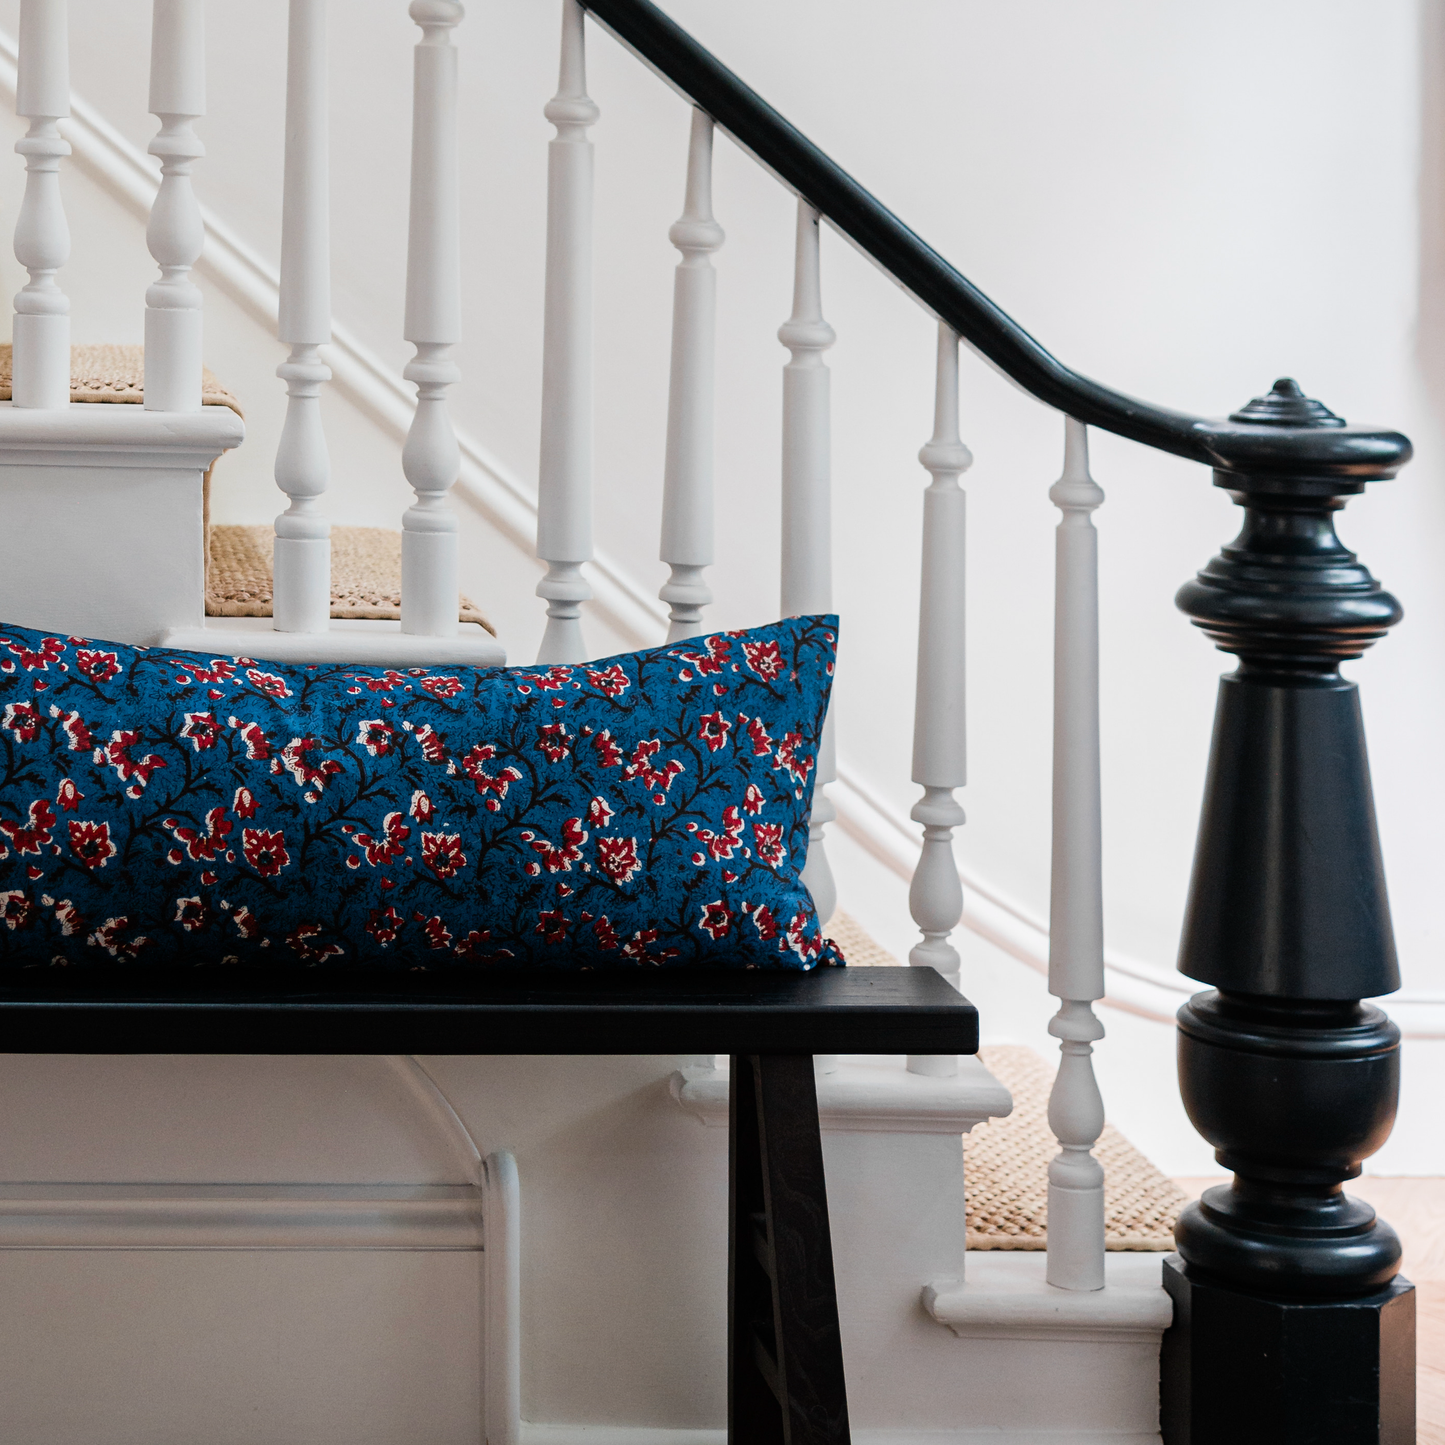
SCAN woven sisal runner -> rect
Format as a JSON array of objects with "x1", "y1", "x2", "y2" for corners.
[{"x1": 827, "y1": 912, "x2": 1186, "y2": 1250}]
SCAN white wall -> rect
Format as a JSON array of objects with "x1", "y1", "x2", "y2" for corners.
[{"x1": 0, "y1": 0, "x2": 1437, "y2": 1168}]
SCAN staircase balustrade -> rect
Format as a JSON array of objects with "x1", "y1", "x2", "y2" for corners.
[
  {"x1": 906, "y1": 322, "x2": 970, "y2": 1081},
  {"x1": 11, "y1": 0, "x2": 70, "y2": 410},
  {"x1": 536, "y1": 0, "x2": 598, "y2": 665},
  {"x1": 143, "y1": 0, "x2": 205, "y2": 413},
  {"x1": 399, "y1": 0, "x2": 463, "y2": 639},
  {"x1": 658, "y1": 107, "x2": 722, "y2": 645},
  {"x1": 272, "y1": 0, "x2": 333, "y2": 635}
]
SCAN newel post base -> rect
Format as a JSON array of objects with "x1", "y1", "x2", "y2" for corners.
[{"x1": 1162, "y1": 379, "x2": 1416, "y2": 1443}]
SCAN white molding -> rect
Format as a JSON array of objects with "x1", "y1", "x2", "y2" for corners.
[
  {"x1": 671, "y1": 1055, "x2": 1011, "y2": 1135},
  {"x1": 522, "y1": 1429, "x2": 1162, "y2": 1444},
  {"x1": 161, "y1": 614, "x2": 505, "y2": 668},
  {"x1": 0, "y1": 397, "x2": 243, "y2": 469},
  {"x1": 923, "y1": 1252, "x2": 1173, "y2": 1344},
  {"x1": 12, "y1": 25, "x2": 1439, "y2": 1041},
  {"x1": 0, "y1": 1182, "x2": 482, "y2": 1250}
]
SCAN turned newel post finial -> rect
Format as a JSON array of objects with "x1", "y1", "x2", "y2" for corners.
[{"x1": 1161, "y1": 377, "x2": 1415, "y2": 1444}]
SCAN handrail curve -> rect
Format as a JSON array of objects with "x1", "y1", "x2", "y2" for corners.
[{"x1": 581, "y1": 0, "x2": 1411, "y2": 481}]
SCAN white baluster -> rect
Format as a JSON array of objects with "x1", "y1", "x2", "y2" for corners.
[
  {"x1": 779, "y1": 201, "x2": 837, "y2": 944},
  {"x1": 11, "y1": 0, "x2": 71, "y2": 410},
  {"x1": 144, "y1": 0, "x2": 205, "y2": 413},
  {"x1": 906, "y1": 323, "x2": 973, "y2": 1079},
  {"x1": 659, "y1": 109, "x2": 723, "y2": 644},
  {"x1": 399, "y1": 0, "x2": 463, "y2": 638},
  {"x1": 272, "y1": 0, "x2": 332, "y2": 635},
  {"x1": 535, "y1": 0, "x2": 597, "y2": 664},
  {"x1": 1045, "y1": 416, "x2": 1107, "y2": 1291}
]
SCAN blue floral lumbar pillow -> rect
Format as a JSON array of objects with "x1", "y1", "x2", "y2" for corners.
[{"x1": 0, "y1": 615, "x2": 842, "y2": 970}]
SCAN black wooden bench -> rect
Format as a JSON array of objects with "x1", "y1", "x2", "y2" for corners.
[{"x1": 0, "y1": 963, "x2": 976, "y2": 1445}]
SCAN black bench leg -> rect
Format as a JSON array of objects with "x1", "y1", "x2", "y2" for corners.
[{"x1": 729, "y1": 1052, "x2": 851, "y2": 1445}]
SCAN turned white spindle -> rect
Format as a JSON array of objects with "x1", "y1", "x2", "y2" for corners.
[
  {"x1": 399, "y1": 0, "x2": 463, "y2": 637},
  {"x1": 659, "y1": 108, "x2": 723, "y2": 644},
  {"x1": 1045, "y1": 416, "x2": 1107, "y2": 1292},
  {"x1": 144, "y1": 0, "x2": 206, "y2": 413},
  {"x1": 906, "y1": 324, "x2": 973, "y2": 1079},
  {"x1": 11, "y1": 0, "x2": 71, "y2": 410},
  {"x1": 535, "y1": 0, "x2": 597, "y2": 664},
  {"x1": 780, "y1": 201, "x2": 837, "y2": 940},
  {"x1": 272, "y1": 0, "x2": 332, "y2": 635}
]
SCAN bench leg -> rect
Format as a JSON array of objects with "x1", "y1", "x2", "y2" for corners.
[{"x1": 729, "y1": 1052, "x2": 851, "y2": 1445}]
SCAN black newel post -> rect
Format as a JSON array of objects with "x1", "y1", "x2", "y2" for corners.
[{"x1": 1160, "y1": 380, "x2": 1416, "y2": 1445}]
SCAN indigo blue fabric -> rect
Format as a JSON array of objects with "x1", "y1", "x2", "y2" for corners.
[{"x1": 0, "y1": 616, "x2": 841, "y2": 969}]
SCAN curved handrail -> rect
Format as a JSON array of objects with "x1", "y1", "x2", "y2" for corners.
[{"x1": 581, "y1": 0, "x2": 1410, "y2": 480}]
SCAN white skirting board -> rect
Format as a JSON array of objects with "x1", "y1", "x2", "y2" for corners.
[{"x1": 521, "y1": 1430, "x2": 1161, "y2": 1444}]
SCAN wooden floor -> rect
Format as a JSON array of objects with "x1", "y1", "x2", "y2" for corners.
[{"x1": 1177, "y1": 1177, "x2": 1445, "y2": 1442}]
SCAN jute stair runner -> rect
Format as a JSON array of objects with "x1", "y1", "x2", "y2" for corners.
[
  {"x1": 0, "y1": 343, "x2": 493, "y2": 634},
  {"x1": 827, "y1": 912, "x2": 1187, "y2": 1250}
]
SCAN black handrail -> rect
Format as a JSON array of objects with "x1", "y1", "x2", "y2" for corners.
[{"x1": 581, "y1": 0, "x2": 1410, "y2": 481}]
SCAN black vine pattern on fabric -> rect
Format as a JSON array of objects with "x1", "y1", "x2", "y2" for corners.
[{"x1": 0, "y1": 616, "x2": 843, "y2": 971}]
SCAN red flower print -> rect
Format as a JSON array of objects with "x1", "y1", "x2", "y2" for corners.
[
  {"x1": 2, "y1": 799, "x2": 56, "y2": 855},
  {"x1": 699, "y1": 900, "x2": 734, "y2": 940},
  {"x1": 233, "y1": 786, "x2": 258, "y2": 819},
  {"x1": 742, "y1": 783, "x2": 765, "y2": 815},
  {"x1": 753, "y1": 822, "x2": 787, "y2": 869},
  {"x1": 417, "y1": 914, "x2": 453, "y2": 951},
  {"x1": 227, "y1": 716, "x2": 271, "y2": 760},
  {"x1": 357, "y1": 718, "x2": 397, "y2": 757},
  {"x1": 68, "y1": 819, "x2": 116, "y2": 870},
  {"x1": 73, "y1": 647, "x2": 120, "y2": 682},
  {"x1": 281, "y1": 736, "x2": 343, "y2": 796},
  {"x1": 587, "y1": 796, "x2": 614, "y2": 828},
  {"x1": 167, "y1": 807, "x2": 233, "y2": 862},
  {"x1": 410, "y1": 789, "x2": 435, "y2": 822},
  {"x1": 242, "y1": 826, "x2": 290, "y2": 878},
  {"x1": 47, "y1": 896, "x2": 85, "y2": 936},
  {"x1": 742, "y1": 715, "x2": 773, "y2": 757},
  {"x1": 523, "y1": 817, "x2": 587, "y2": 873},
  {"x1": 742, "y1": 638, "x2": 785, "y2": 683},
  {"x1": 592, "y1": 729, "x2": 624, "y2": 767},
  {"x1": 0, "y1": 890, "x2": 33, "y2": 930},
  {"x1": 774, "y1": 731, "x2": 815, "y2": 787},
  {"x1": 2, "y1": 701, "x2": 41, "y2": 742},
  {"x1": 355, "y1": 669, "x2": 408, "y2": 693},
  {"x1": 232, "y1": 906, "x2": 260, "y2": 940},
  {"x1": 698, "y1": 710, "x2": 731, "y2": 752},
  {"x1": 96, "y1": 730, "x2": 166, "y2": 789},
  {"x1": 534, "y1": 666, "x2": 573, "y2": 692},
  {"x1": 751, "y1": 904, "x2": 780, "y2": 942},
  {"x1": 623, "y1": 738, "x2": 685, "y2": 796},
  {"x1": 459, "y1": 743, "x2": 522, "y2": 810},
  {"x1": 595, "y1": 835, "x2": 641, "y2": 886},
  {"x1": 54, "y1": 707, "x2": 94, "y2": 751},
  {"x1": 584, "y1": 664, "x2": 629, "y2": 698},
  {"x1": 536, "y1": 908, "x2": 569, "y2": 945},
  {"x1": 174, "y1": 896, "x2": 209, "y2": 932},
  {"x1": 411, "y1": 723, "x2": 449, "y2": 763},
  {"x1": 593, "y1": 915, "x2": 620, "y2": 951},
  {"x1": 419, "y1": 675, "x2": 464, "y2": 700},
  {"x1": 453, "y1": 928, "x2": 493, "y2": 960},
  {"x1": 679, "y1": 634, "x2": 730, "y2": 677},
  {"x1": 355, "y1": 811, "x2": 410, "y2": 868},
  {"x1": 691, "y1": 806, "x2": 745, "y2": 864},
  {"x1": 9, "y1": 636, "x2": 64, "y2": 671},
  {"x1": 622, "y1": 928, "x2": 680, "y2": 963},
  {"x1": 179, "y1": 659, "x2": 236, "y2": 686},
  {"x1": 287, "y1": 922, "x2": 344, "y2": 961},
  {"x1": 181, "y1": 711, "x2": 222, "y2": 751},
  {"x1": 88, "y1": 916, "x2": 150, "y2": 959},
  {"x1": 365, "y1": 906, "x2": 406, "y2": 947},
  {"x1": 421, "y1": 831, "x2": 467, "y2": 880},
  {"x1": 785, "y1": 911, "x2": 825, "y2": 963},
  {"x1": 245, "y1": 668, "x2": 292, "y2": 699},
  {"x1": 55, "y1": 778, "x2": 82, "y2": 813},
  {"x1": 536, "y1": 723, "x2": 573, "y2": 763}
]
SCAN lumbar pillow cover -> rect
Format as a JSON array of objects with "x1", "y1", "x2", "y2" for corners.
[{"x1": 0, "y1": 615, "x2": 841, "y2": 970}]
